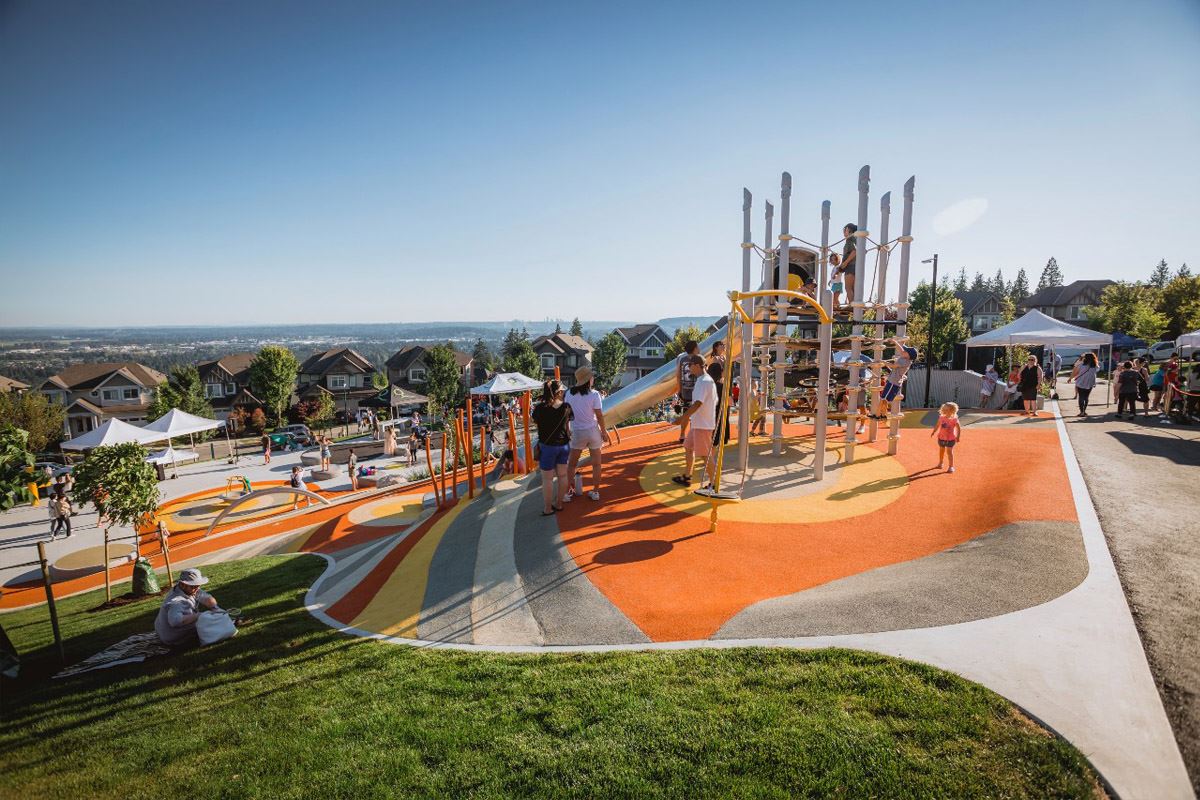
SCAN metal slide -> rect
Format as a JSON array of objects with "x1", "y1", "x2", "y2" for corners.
[{"x1": 602, "y1": 321, "x2": 743, "y2": 429}]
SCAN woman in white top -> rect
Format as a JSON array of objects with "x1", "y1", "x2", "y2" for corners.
[
  {"x1": 1068, "y1": 352, "x2": 1099, "y2": 417},
  {"x1": 563, "y1": 366, "x2": 610, "y2": 501}
]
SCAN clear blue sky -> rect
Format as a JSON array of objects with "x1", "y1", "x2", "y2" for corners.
[{"x1": 1, "y1": 0, "x2": 1197, "y2": 326}]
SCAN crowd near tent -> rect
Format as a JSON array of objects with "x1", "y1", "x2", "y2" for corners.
[
  {"x1": 470, "y1": 372, "x2": 544, "y2": 396},
  {"x1": 964, "y1": 310, "x2": 1115, "y2": 404}
]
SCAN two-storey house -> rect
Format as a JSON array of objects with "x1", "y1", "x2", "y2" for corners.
[
  {"x1": 612, "y1": 324, "x2": 670, "y2": 388},
  {"x1": 385, "y1": 345, "x2": 475, "y2": 393},
  {"x1": 954, "y1": 291, "x2": 1006, "y2": 334},
  {"x1": 295, "y1": 348, "x2": 381, "y2": 418},
  {"x1": 195, "y1": 353, "x2": 263, "y2": 420},
  {"x1": 530, "y1": 333, "x2": 593, "y2": 386},
  {"x1": 38, "y1": 362, "x2": 166, "y2": 438},
  {"x1": 1018, "y1": 280, "x2": 1115, "y2": 323}
]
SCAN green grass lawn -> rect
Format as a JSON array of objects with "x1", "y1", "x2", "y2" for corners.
[{"x1": 1, "y1": 555, "x2": 1103, "y2": 799}]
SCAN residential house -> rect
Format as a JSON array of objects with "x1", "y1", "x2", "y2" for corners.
[
  {"x1": 1018, "y1": 280, "x2": 1115, "y2": 323},
  {"x1": 385, "y1": 345, "x2": 475, "y2": 393},
  {"x1": 0, "y1": 375, "x2": 28, "y2": 394},
  {"x1": 195, "y1": 353, "x2": 262, "y2": 420},
  {"x1": 612, "y1": 324, "x2": 670, "y2": 388},
  {"x1": 530, "y1": 333, "x2": 594, "y2": 385},
  {"x1": 954, "y1": 291, "x2": 1006, "y2": 334},
  {"x1": 38, "y1": 362, "x2": 166, "y2": 438},
  {"x1": 296, "y1": 348, "x2": 381, "y2": 418}
]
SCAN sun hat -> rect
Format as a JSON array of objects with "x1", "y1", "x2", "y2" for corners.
[
  {"x1": 575, "y1": 365, "x2": 594, "y2": 384},
  {"x1": 179, "y1": 568, "x2": 209, "y2": 587}
]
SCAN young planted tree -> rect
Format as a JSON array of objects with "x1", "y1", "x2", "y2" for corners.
[
  {"x1": 148, "y1": 365, "x2": 215, "y2": 434},
  {"x1": 591, "y1": 331, "x2": 629, "y2": 393},
  {"x1": 1037, "y1": 257, "x2": 1064, "y2": 292},
  {"x1": 569, "y1": 318, "x2": 584, "y2": 337},
  {"x1": 71, "y1": 443, "x2": 160, "y2": 564},
  {"x1": 0, "y1": 425, "x2": 41, "y2": 512},
  {"x1": 425, "y1": 344, "x2": 465, "y2": 422},
  {"x1": 249, "y1": 345, "x2": 300, "y2": 426},
  {"x1": 0, "y1": 391, "x2": 66, "y2": 453}
]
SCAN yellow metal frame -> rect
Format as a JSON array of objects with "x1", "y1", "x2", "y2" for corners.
[{"x1": 727, "y1": 289, "x2": 832, "y2": 326}]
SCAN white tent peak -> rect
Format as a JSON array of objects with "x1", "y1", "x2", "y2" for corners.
[
  {"x1": 60, "y1": 418, "x2": 170, "y2": 451},
  {"x1": 142, "y1": 408, "x2": 224, "y2": 437},
  {"x1": 470, "y1": 372, "x2": 544, "y2": 396},
  {"x1": 964, "y1": 309, "x2": 1113, "y2": 348}
]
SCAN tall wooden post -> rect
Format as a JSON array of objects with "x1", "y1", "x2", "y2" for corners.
[
  {"x1": 36, "y1": 541, "x2": 65, "y2": 665},
  {"x1": 102, "y1": 527, "x2": 112, "y2": 602},
  {"x1": 157, "y1": 521, "x2": 174, "y2": 586}
]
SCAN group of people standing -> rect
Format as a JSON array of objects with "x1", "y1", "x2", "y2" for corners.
[
  {"x1": 45, "y1": 472, "x2": 77, "y2": 539},
  {"x1": 530, "y1": 366, "x2": 609, "y2": 515}
]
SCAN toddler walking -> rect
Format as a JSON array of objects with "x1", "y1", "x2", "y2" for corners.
[{"x1": 931, "y1": 402, "x2": 962, "y2": 473}]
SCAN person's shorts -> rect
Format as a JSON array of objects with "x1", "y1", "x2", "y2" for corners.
[
  {"x1": 537, "y1": 443, "x2": 570, "y2": 471},
  {"x1": 1020, "y1": 387, "x2": 1038, "y2": 401},
  {"x1": 841, "y1": 265, "x2": 856, "y2": 276},
  {"x1": 685, "y1": 427, "x2": 714, "y2": 457},
  {"x1": 880, "y1": 381, "x2": 902, "y2": 402},
  {"x1": 570, "y1": 427, "x2": 604, "y2": 452},
  {"x1": 937, "y1": 439, "x2": 956, "y2": 449}
]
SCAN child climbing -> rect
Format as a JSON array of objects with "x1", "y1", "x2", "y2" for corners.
[{"x1": 931, "y1": 402, "x2": 962, "y2": 473}]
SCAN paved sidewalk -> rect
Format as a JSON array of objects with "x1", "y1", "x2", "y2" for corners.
[{"x1": 1055, "y1": 377, "x2": 1200, "y2": 793}]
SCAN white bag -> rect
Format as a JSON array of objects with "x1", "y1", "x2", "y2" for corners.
[{"x1": 196, "y1": 610, "x2": 238, "y2": 646}]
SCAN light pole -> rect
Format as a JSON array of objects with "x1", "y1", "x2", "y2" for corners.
[{"x1": 921, "y1": 254, "x2": 939, "y2": 408}]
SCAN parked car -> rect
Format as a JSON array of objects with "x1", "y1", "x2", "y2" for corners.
[
  {"x1": 268, "y1": 432, "x2": 302, "y2": 451},
  {"x1": 1130, "y1": 341, "x2": 1195, "y2": 362},
  {"x1": 275, "y1": 424, "x2": 313, "y2": 445}
]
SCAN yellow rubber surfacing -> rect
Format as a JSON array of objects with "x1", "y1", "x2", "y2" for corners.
[{"x1": 638, "y1": 437, "x2": 908, "y2": 523}]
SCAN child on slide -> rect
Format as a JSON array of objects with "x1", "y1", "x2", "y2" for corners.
[{"x1": 931, "y1": 402, "x2": 962, "y2": 473}]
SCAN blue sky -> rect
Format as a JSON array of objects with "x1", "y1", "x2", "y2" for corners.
[{"x1": 1, "y1": 0, "x2": 1198, "y2": 326}]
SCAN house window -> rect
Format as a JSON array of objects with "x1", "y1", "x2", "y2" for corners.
[
  {"x1": 330, "y1": 374, "x2": 349, "y2": 390},
  {"x1": 541, "y1": 354, "x2": 556, "y2": 369},
  {"x1": 101, "y1": 388, "x2": 121, "y2": 402},
  {"x1": 645, "y1": 348, "x2": 660, "y2": 357},
  {"x1": 225, "y1": 382, "x2": 236, "y2": 395},
  {"x1": 205, "y1": 384, "x2": 224, "y2": 399},
  {"x1": 123, "y1": 387, "x2": 140, "y2": 400},
  {"x1": 409, "y1": 369, "x2": 426, "y2": 383},
  {"x1": 567, "y1": 355, "x2": 577, "y2": 367},
  {"x1": 1069, "y1": 305, "x2": 1082, "y2": 320}
]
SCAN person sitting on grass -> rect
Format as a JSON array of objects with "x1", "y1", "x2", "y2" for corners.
[
  {"x1": 155, "y1": 568, "x2": 219, "y2": 647},
  {"x1": 672, "y1": 355, "x2": 718, "y2": 489}
]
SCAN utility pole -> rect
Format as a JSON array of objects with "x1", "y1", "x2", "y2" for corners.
[{"x1": 922, "y1": 254, "x2": 939, "y2": 408}]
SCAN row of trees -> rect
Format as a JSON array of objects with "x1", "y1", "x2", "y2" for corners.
[
  {"x1": 949, "y1": 257, "x2": 1065, "y2": 307},
  {"x1": 1085, "y1": 262, "x2": 1199, "y2": 342}
]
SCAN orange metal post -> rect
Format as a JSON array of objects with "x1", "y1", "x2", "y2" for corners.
[
  {"x1": 554, "y1": 365, "x2": 561, "y2": 381},
  {"x1": 522, "y1": 391, "x2": 534, "y2": 475},
  {"x1": 456, "y1": 413, "x2": 468, "y2": 500},
  {"x1": 466, "y1": 396, "x2": 475, "y2": 498},
  {"x1": 479, "y1": 424, "x2": 487, "y2": 491},
  {"x1": 440, "y1": 427, "x2": 447, "y2": 505},
  {"x1": 451, "y1": 411, "x2": 461, "y2": 501},
  {"x1": 507, "y1": 411, "x2": 519, "y2": 474},
  {"x1": 424, "y1": 436, "x2": 441, "y2": 508}
]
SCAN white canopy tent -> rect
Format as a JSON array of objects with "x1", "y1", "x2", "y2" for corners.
[
  {"x1": 1177, "y1": 329, "x2": 1200, "y2": 349},
  {"x1": 145, "y1": 447, "x2": 200, "y2": 466},
  {"x1": 60, "y1": 418, "x2": 169, "y2": 451},
  {"x1": 964, "y1": 310, "x2": 1114, "y2": 406},
  {"x1": 142, "y1": 408, "x2": 227, "y2": 476},
  {"x1": 469, "y1": 372, "x2": 544, "y2": 396}
]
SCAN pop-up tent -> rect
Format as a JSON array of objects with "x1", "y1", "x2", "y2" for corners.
[
  {"x1": 469, "y1": 372, "x2": 544, "y2": 396},
  {"x1": 964, "y1": 310, "x2": 1114, "y2": 405},
  {"x1": 145, "y1": 447, "x2": 200, "y2": 465},
  {"x1": 142, "y1": 409, "x2": 226, "y2": 475},
  {"x1": 1178, "y1": 329, "x2": 1200, "y2": 349},
  {"x1": 60, "y1": 418, "x2": 169, "y2": 451}
]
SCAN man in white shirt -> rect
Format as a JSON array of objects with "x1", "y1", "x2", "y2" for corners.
[
  {"x1": 672, "y1": 355, "x2": 718, "y2": 488},
  {"x1": 155, "y1": 568, "x2": 219, "y2": 647}
]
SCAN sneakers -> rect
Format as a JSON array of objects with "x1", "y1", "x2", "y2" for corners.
[
  {"x1": 587, "y1": 490, "x2": 600, "y2": 501},
  {"x1": 947, "y1": 467, "x2": 956, "y2": 473},
  {"x1": 671, "y1": 475, "x2": 691, "y2": 487}
]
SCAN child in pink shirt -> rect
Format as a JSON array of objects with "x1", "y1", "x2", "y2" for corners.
[{"x1": 931, "y1": 402, "x2": 962, "y2": 473}]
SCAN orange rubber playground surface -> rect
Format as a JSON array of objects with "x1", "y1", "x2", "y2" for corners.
[{"x1": 3, "y1": 411, "x2": 1090, "y2": 648}]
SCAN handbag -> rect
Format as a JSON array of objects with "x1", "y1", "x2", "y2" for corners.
[{"x1": 196, "y1": 609, "x2": 238, "y2": 646}]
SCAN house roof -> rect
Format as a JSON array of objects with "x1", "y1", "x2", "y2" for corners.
[
  {"x1": 298, "y1": 347, "x2": 375, "y2": 375},
  {"x1": 615, "y1": 324, "x2": 667, "y2": 348},
  {"x1": 531, "y1": 333, "x2": 593, "y2": 355},
  {"x1": 40, "y1": 362, "x2": 166, "y2": 392},
  {"x1": 953, "y1": 291, "x2": 1002, "y2": 315},
  {"x1": 1020, "y1": 280, "x2": 1115, "y2": 309},
  {"x1": 64, "y1": 397, "x2": 105, "y2": 415},
  {"x1": 0, "y1": 375, "x2": 28, "y2": 392},
  {"x1": 197, "y1": 353, "x2": 255, "y2": 383},
  {"x1": 386, "y1": 344, "x2": 471, "y2": 371}
]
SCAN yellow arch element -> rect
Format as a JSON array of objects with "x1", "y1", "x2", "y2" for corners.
[
  {"x1": 204, "y1": 487, "x2": 330, "y2": 537},
  {"x1": 728, "y1": 289, "x2": 832, "y2": 325}
]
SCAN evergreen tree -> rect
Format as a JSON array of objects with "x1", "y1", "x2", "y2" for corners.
[
  {"x1": 1010, "y1": 268, "x2": 1031, "y2": 304},
  {"x1": 502, "y1": 340, "x2": 542, "y2": 381},
  {"x1": 471, "y1": 338, "x2": 495, "y2": 372},
  {"x1": 591, "y1": 331, "x2": 629, "y2": 393},
  {"x1": 148, "y1": 365, "x2": 215, "y2": 428},
  {"x1": 554, "y1": 322, "x2": 563, "y2": 334},
  {"x1": 1149, "y1": 259, "x2": 1170, "y2": 288},
  {"x1": 1177, "y1": 262, "x2": 1192, "y2": 280},
  {"x1": 500, "y1": 329, "x2": 524, "y2": 361},
  {"x1": 952, "y1": 268, "x2": 968, "y2": 293},
  {"x1": 569, "y1": 317, "x2": 584, "y2": 337},
  {"x1": 425, "y1": 344, "x2": 465, "y2": 421},
  {"x1": 990, "y1": 269, "x2": 1006, "y2": 295},
  {"x1": 969, "y1": 272, "x2": 986, "y2": 292},
  {"x1": 1037, "y1": 258, "x2": 1064, "y2": 291}
]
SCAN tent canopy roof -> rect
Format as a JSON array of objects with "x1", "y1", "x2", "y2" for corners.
[
  {"x1": 470, "y1": 372, "x2": 544, "y2": 396},
  {"x1": 60, "y1": 418, "x2": 169, "y2": 451},
  {"x1": 1177, "y1": 329, "x2": 1200, "y2": 348},
  {"x1": 141, "y1": 408, "x2": 224, "y2": 437},
  {"x1": 964, "y1": 310, "x2": 1113, "y2": 348},
  {"x1": 145, "y1": 447, "x2": 200, "y2": 465}
]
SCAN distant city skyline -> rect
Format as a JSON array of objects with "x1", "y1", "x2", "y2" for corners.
[{"x1": 1, "y1": 0, "x2": 1198, "y2": 326}]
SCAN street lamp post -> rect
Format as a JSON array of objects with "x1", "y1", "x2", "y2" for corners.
[{"x1": 921, "y1": 254, "x2": 939, "y2": 408}]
